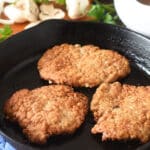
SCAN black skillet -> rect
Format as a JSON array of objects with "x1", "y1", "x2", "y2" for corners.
[{"x1": 0, "y1": 20, "x2": 150, "y2": 150}]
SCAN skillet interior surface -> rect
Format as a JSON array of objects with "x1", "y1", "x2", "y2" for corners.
[{"x1": 0, "y1": 20, "x2": 149, "y2": 150}]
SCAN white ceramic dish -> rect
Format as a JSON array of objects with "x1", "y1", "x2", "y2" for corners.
[{"x1": 114, "y1": 0, "x2": 150, "y2": 37}]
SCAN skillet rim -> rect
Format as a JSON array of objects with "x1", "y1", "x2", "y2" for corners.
[{"x1": 0, "y1": 19, "x2": 150, "y2": 150}]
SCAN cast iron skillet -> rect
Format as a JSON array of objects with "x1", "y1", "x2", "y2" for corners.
[{"x1": 0, "y1": 20, "x2": 149, "y2": 150}]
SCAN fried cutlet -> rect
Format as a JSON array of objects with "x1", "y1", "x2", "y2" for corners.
[
  {"x1": 37, "y1": 44, "x2": 130, "y2": 87},
  {"x1": 91, "y1": 82, "x2": 150, "y2": 142},
  {"x1": 4, "y1": 85, "x2": 88, "y2": 144}
]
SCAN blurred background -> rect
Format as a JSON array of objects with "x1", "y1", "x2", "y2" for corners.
[{"x1": 0, "y1": 0, "x2": 119, "y2": 40}]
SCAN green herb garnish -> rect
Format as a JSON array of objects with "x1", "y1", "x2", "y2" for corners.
[
  {"x1": 88, "y1": 0, "x2": 119, "y2": 25},
  {"x1": 34, "y1": 0, "x2": 49, "y2": 4},
  {"x1": 34, "y1": 0, "x2": 65, "y2": 5},
  {"x1": 0, "y1": 25, "x2": 13, "y2": 42},
  {"x1": 56, "y1": 0, "x2": 65, "y2": 5}
]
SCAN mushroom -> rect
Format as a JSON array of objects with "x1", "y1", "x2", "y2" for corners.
[
  {"x1": 0, "y1": 1, "x2": 4, "y2": 15},
  {"x1": 0, "y1": 18, "x2": 14, "y2": 24},
  {"x1": 66, "y1": 0, "x2": 90, "y2": 19},
  {"x1": 16, "y1": 0, "x2": 39, "y2": 22},
  {"x1": 39, "y1": 3, "x2": 65, "y2": 21},
  {"x1": 3, "y1": 0, "x2": 17, "y2": 3},
  {"x1": 0, "y1": 0, "x2": 14, "y2": 24},
  {"x1": 4, "y1": 5, "x2": 27, "y2": 23},
  {"x1": 4, "y1": 0, "x2": 39, "y2": 23}
]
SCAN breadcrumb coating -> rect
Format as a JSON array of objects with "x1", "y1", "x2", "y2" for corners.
[
  {"x1": 4, "y1": 85, "x2": 88, "y2": 144},
  {"x1": 91, "y1": 82, "x2": 150, "y2": 143},
  {"x1": 38, "y1": 44, "x2": 130, "y2": 87}
]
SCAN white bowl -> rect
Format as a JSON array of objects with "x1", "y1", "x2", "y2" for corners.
[{"x1": 114, "y1": 0, "x2": 150, "y2": 37}]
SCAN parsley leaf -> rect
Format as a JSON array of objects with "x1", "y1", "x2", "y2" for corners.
[
  {"x1": 34, "y1": 0, "x2": 49, "y2": 4},
  {"x1": 88, "y1": 4, "x2": 105, "y2": 21},
  {"x1": 88, "y1": 0, "x2": 119, "y2": 25},
  {"x1": 34, "y1": 0, "x2": 65, "y2": 5},
  {"x1": 0, "y1": 25, "x2": 13, "y2": 42},
  {"x1": 56, "y1": 0, "x2": 65, "y2": 5}
]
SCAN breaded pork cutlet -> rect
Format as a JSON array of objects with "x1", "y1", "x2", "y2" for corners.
[
  {"x1": 91, "y1": 82, "x2": 150, "y2": 143},
  {"x1": 4, "y1": 85, "x2": 88, "y2": 144},
  {"x1": 38, "y1": 44, "x2": 130, "y2": 87}
]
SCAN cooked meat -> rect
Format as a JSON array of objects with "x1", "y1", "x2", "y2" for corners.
[
  {"x1": 38, "y1": 43, "x2": 130, "y2": 87},
  {"x1": 4, "y1": 85, "x2": 88, "y2": 144},
  {"x1": 91, "y1": 82, "x2": 150, "y2": 143}
]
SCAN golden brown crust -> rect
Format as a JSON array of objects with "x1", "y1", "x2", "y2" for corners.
[
  {"x1": 4, "y1": 85, "x2": 88, "y2": 144},
  {"x1": 91, "y1": 82, "x2": 150, "y2": 143},
  {"x1": 38, "y1": 44, "x2": 130, "y2": 87}
]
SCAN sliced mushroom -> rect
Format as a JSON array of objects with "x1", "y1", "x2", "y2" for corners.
[
  {"x1": 4, "y1": 0, "x2": 39, "y2": 23},
  {"x1": 0, "y1": 1, "x2": 15, "y2": 24},
  {"x1": 4, "y1": 5, "x2": 27, "y2": 23},
  {"x1": 66, "y1": 0, "x2": 90, "y2": 19},
  {"x1": 0, "y1": 1, "x2": 4, "y2": 15},
  {"x1": 39, "y1": 4, "x2": 65, "y2": 21},
  {"x1": 3, "y1": 0, "x2": 17, "y2": 3},
  {"x1": 0, "y1": 18, "x2": 14, "y2": 24},
  {"x1": 15, "y1": 0, "x2": 39, "y2": 22}
]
